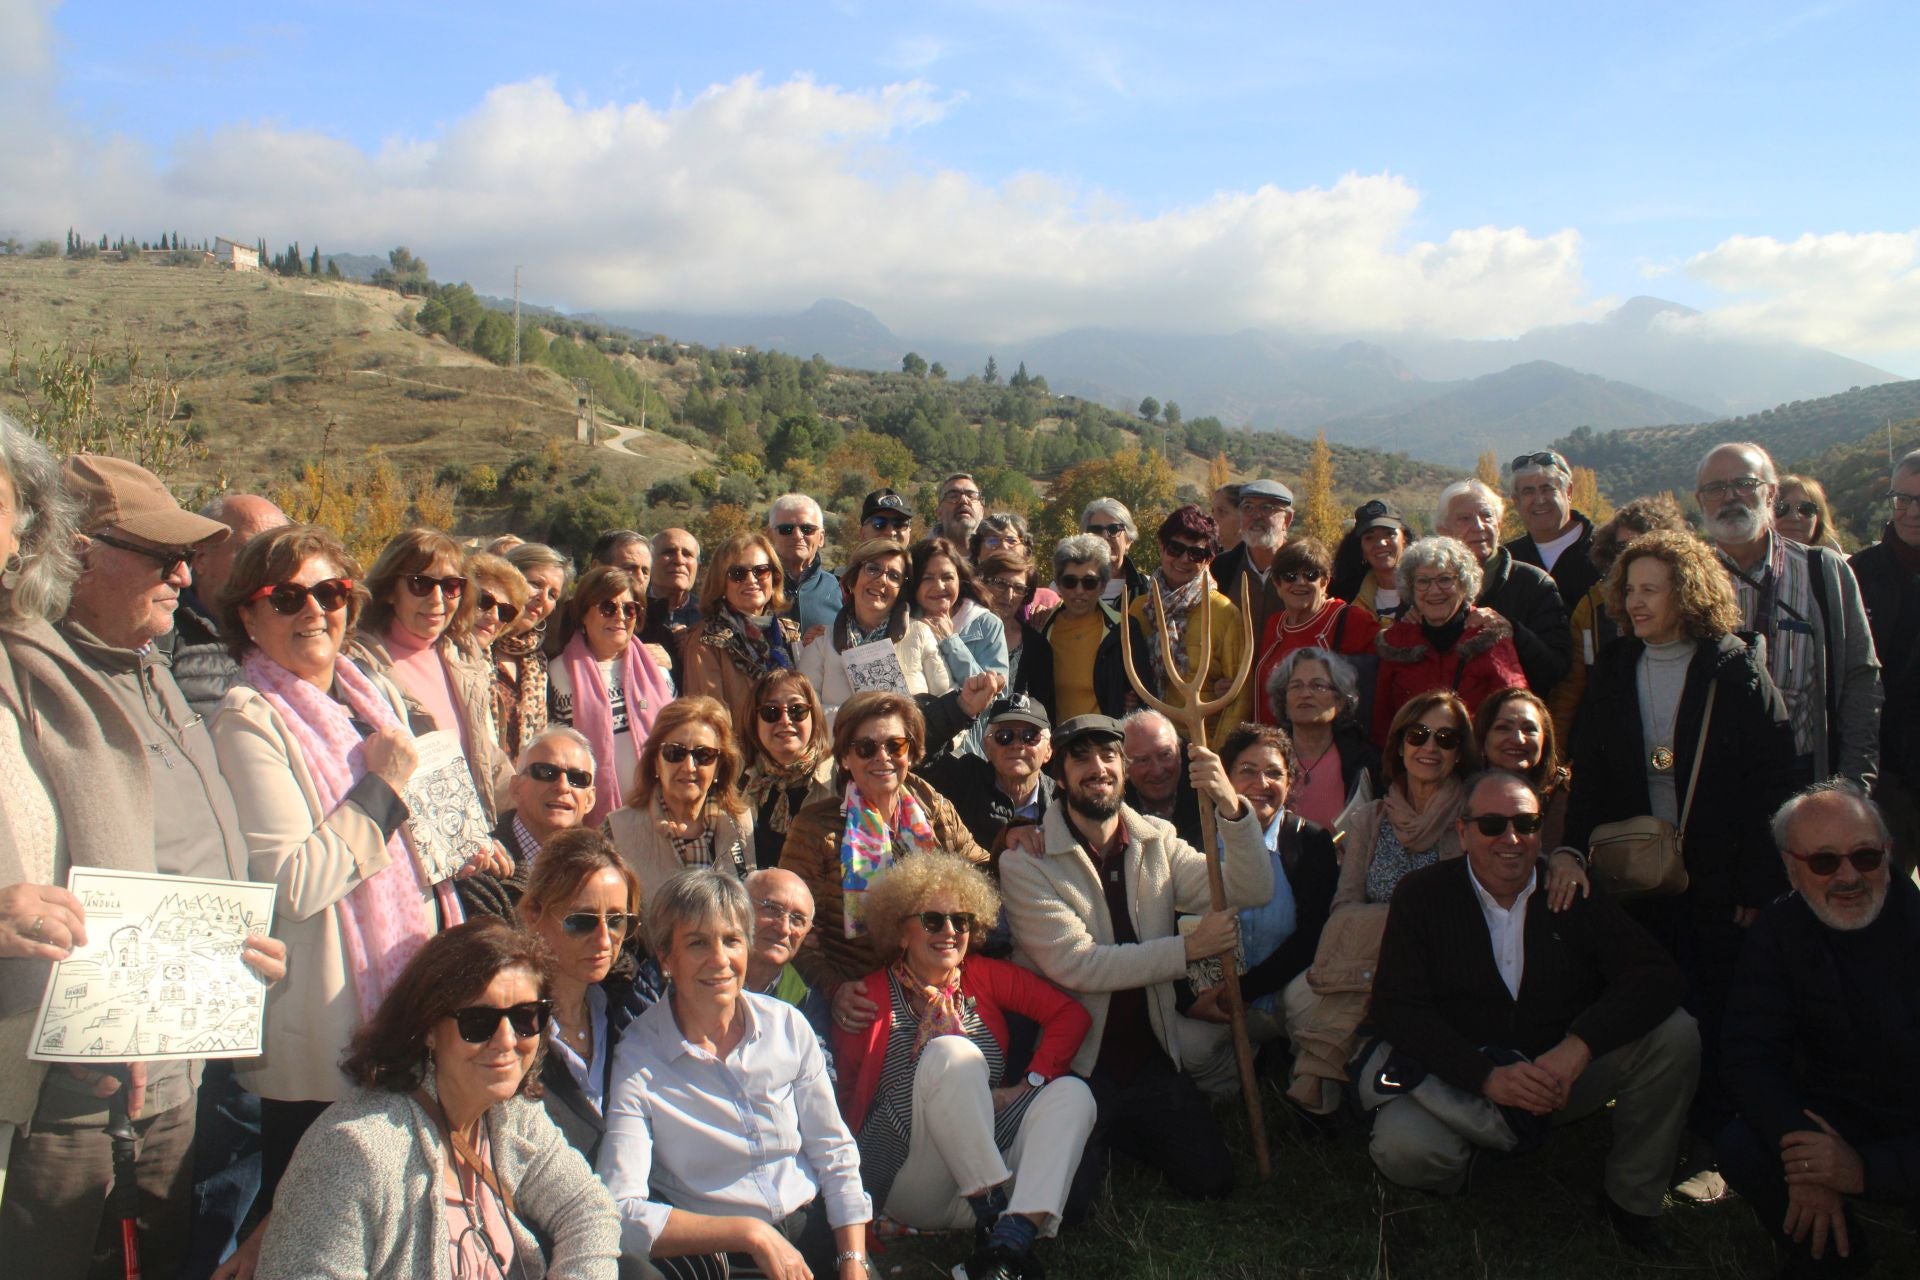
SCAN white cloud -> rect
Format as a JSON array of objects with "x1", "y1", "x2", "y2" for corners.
[
  {"x1": 0, "y1": 44, "x2": 1597, "y2": 343},
  {"x1": 1680, "y1": 231, "x2": 1920, "y2": 352}
]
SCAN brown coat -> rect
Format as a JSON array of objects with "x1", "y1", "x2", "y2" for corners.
[
  {"x1": 778, "y1": 773, "x2": 988, "y2": 991},
  {"x1": 678, "y1": 616, "x2": 803, "y2": 737},
  {"x1": 604, "y1": 800, "x2": 757, "y2": 905}
]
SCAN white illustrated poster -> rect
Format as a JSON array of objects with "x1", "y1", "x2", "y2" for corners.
[
  {"x1": 31, "y1": 868, "x2": 276, "y2": 1064},
  {"x1": 400, "y1": 729, "x2": 494, "y2": 884},
  {"x1": 839, "y1": 639, "x2": 908, "y2": 695}
]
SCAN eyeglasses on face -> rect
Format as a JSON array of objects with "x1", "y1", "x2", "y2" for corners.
[
  {"x1": 1285, "y1": 678, "x2": 1336, "y2": 696},
  {"x1": 659, "y1": 742, "x2": 721, "y2": 767},
  {"x1": 560, "y1": 910, "x2": 636, "y2": 937},
  {"x1": 981, "y1": 534, "x2": 1028, "y2": 550},
  {"x1": 1161, "y1": 539, "x2": 1213, "y2": 563},
  {"x1": 403, "y1": 573, "x2": 467, "y2": 599},
  {"x1": 1056, "y1": 572, "x2": 1104, "y2": 591},
  {"x1": 757, "y1": 702, "x2": 812, "y2": 724},
  {"x1": 773, "y1": 522, "x2": 820, "y2": 537},
  {"x1": 858, "y1": 561, "x2": 905, "y2": 585},
  {"x1": 1464, "y1": 811, "x2": 1543, "y2": 837},
  {"x1": 1698, "y1": 477, "x2": 1766, "y2": 500},
  {"x1": 911, "y1": 910, "x2": 975, "y2": 935},
  {"x1": 1413, "y1": 575, "x2": 1459, "y2": 594},
  {"x1": 982, "y1": 576, "x2": 1028, "y2": 595},
  {"x1": 1787, "y1": 847, "x2": 1886, "y2": 876},
  {"x1": 476, "y1": 593, "x2": 520, "y2": 624},
  {"x1": 92, "y1": 532, "x2": 193, "y2": 578},
  {"x1": 1773, "y1": 501, "x2": 1820, "y2": 520},
  {"x1": 1086, "y1": 522, "x2": 1129, "y2": 537},
  {"x1": 851, "y1": 735, "x2": 912, "y2": 761},
  {"x1": 725, "y1": 562, "x2": 776, "y2": 584},
  {"x1": 1277, "y1": 568, "x2": 1325, "y2": 585},
  {"x1": 942, "y1": 488, "x2": 983, "y2": 504},
  {"x1": 866, "y1": 514, "x2": 912, "y2": 531},
  {"x1": 524, "y1": 761, "x2": 593, "y2": 788},
  {"x1": 1890, "y1": 491, "x2": 1920, "y2": 511},
  {"x1": 1403, "y1": 724, "x2": 1463, "y2": 750},
  {"x1": 1240, "y1": 499, "x2": 1291, "y2": 516},
  {"x1": 450, "y1": 1000, "x2": 552, "y2": 1044},
  {"x1": 990, "y1": 725, "x2": 1045, "y2": 748},
  {"x1": 755, "y1": 898, "x2": 813, "y2": 930},
  {"x1": 249, "y1": 577, "x2": 354, "y2": 615},
  {"x1": 593, "y1": 599, "x2": 641, "y2": 621}
]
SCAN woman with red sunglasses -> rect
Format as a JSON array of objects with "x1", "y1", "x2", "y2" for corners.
[{"x1": 546, "y1": 565, "x2": 674, "y2": 827}]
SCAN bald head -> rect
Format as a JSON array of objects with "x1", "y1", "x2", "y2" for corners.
[
  {"x1": 193, "y1": 494, "x2": 289, "y2": 603},
  {"x1": 744, "y1": 867, "x2": 815, "y2": 986},
  {"x1": 1772, "y1": 782, "x2": 1893, "y2": 932}
]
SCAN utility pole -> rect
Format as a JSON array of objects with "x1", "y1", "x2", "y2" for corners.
[{"x1": 511, "y1": 265, "x2": 522, "y2": 369}]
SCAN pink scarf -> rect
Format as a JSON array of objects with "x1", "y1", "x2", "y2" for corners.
[
  {"x1": 241, "y1": 650, "x2": 442, "y2": 1023},
  {"x1": 561, "y1": 632, "x2": 674, "y2": 827}
]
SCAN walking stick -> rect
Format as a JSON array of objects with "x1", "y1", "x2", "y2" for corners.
[
  {"x1": 1119, "y1": 574, "x2": 1270, "y2": 1178},
  {"x1": 104, "y1": 1063, "x2": 143, "y2": 1280}
]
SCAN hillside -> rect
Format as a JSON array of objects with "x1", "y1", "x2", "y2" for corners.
[
  {"x1": 1551, "y1": 379, "x2": 1920, "y2": 513},
  {"x1": 1312, "y1": 360, "x2": 1710, "y2": 466}
]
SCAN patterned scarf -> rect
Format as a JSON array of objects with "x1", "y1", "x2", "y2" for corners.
[
  {"x1": 743, "y1": 750, "x2": 827, "y2": 834},
  {"x1": 709, "y1": 607, "x2": 796, "y2": 679},
  {"x1": 1143, "y1": 567, "x2": 1209, "y2": 696},
  {"x1": 892, "y1": 958, "x2": 971, "y2": 1058},
  {"x1": 240, "y1": 650, "x2": 439, "y2": 1023},
  {"x1": 491, "y1": 628, "x2": 548, "y2": 757},
  {"x1": 838, "y1": 780, "x2": 937, "y2": 939}
]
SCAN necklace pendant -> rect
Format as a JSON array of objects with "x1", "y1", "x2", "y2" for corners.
[{"x1": 1650, "y1": 745, "x2": 1675, "y2": 773}]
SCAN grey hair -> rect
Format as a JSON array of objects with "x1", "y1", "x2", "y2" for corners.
[
  {"x1": 652, "y1": 528, "x2": 700, "y2": 557},
  {"x1": 768, "y1": 493, "x2": 823, "y2": 527},
  {"x1": 0, "y1": 412, "x2": 82, "y2": 624},
  {"x1": 1053, "y1": 533, "x2": 1113, "y2": 579},
  {"x1": 1119, "y1": 707, "x2": 1176, "y2": 740},
  {"x1": 1081, "y1": 498, "x2": 1137, "y2": 539},
  {"x1": 1460, "y1": 767, "x2": 1539, "y2": 810},
  {"x1": 646, "y1": 867, "x2": 752, "y2": 960},
  {"x1": 1434, "y1": 479, "x2": 1504, "y2": 531},
  {"x1": 1768, "y1": 777, "x2": 1891, "y2": 854},
  {"x1": 1696, "y1": 441, "x2": 1778, "y2": 487},
  {"x1": 506, "y1": 541, "x2": 575, "y2": 591},
  {"x1": 514, "y1": 724, "x2": 595, "y2": 771},
  {"x1": 977, "y1": 511, "x2": 1030, "y2": 541},
  {"x1": 1893, "y1": 448, "x2": 1920, "y2": 481},
  {"x1": 1266, "y1": 646, "x2": 1362, "y2": 727},
  {"x1": 1509, "y1": 458, "x2": 1571, "y2": 494},
  {"x1": 1396, "y1": 535, "x2": 1483, "y2": 602}
]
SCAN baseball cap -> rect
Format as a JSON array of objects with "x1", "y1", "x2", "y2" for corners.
[
  {"x1": 1352, "y1": 499, "x2": 1408, "y2": 534},
  {"x1": 62, "y1": 453, "x2": 228, "y2": 546},
  {"x1": 1051, "y1": 714, "x2": 1124, "y2": 751},
  {"x1": 1239, "y1": 478, "x2": 1294, "y2": 506},
  {"x1": 987, "y1": 693, "x2": 1051, "y2": 731},
  {"x1": 861, "y1": 489, "x2": 913, "y2": 523}
]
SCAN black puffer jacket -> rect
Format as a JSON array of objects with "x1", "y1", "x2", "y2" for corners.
[
  {"x1": 1566, "y1": 631, "x2": 1796, "y2": 913},
  {"x1": 1476, "y1": 546, "x2": 1572, "y2": 696},
  {"x1": 1505, "y1": 511, "x2": 1597, "y2": 617}
]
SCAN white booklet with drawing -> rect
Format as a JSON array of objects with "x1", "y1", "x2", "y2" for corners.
[
  {"x1": 839, "y1": 639, "x2": 908, "y2": 696},
  {"x1": 400, "y1": 729, "x2": 494, "y2": 884},
  {"x1": 30, "y1": 868, "x2": 277, "y2": 1063}
]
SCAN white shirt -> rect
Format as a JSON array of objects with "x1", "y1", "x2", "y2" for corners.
[
  {"x1": 545, "y1": 983, "x2": 611, "y2": 1120},
  {"x1": 1530, "y1": 522, "x2": 1585, "y2": 572},
  {"x1": 1466, "y1": 861, "x2": 1538, "y2": 1000},
  {"x1": 599, "y1": 992, "x2": 871, "y2": 1258}
]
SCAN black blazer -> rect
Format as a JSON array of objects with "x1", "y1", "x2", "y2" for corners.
[
  {"x1": 539, "y1": 973, "x2": 655, "y2": 1165},
  {"x1": 1476, "y1": 546, "x2": 1572, "y2": 696},
  {"x1": 1565, "y1": 631, "x2": 1796, "y2": 914},
  {"x1": 1506, "y1": 512, "x2": 1599, "y2": 618},
  {"x1": 1369, "y1": 857, "x2": 1683, "y2": 1094}
]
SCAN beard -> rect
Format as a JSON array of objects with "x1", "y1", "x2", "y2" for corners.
[
  {"x1": 1711, "y1": 501, "x2": 1765, "y2": 544},
  {"x1": 1804, "y1": 879, "x2": 1889, "y2": 932},
  {"x1": 1243, "y1": 523, "x2": 1279, "y2": 553},
  {"x1": 1067, "y1": 784, "x2": 1122, "y2": 822}
]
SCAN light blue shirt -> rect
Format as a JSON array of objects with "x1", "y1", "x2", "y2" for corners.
[
  {"x1": 786, "y1": 556, "x2": 844, "y2": 636},
  {"x1": 1234, "y1": 812, "x2": 1298, "y2": 1015}
]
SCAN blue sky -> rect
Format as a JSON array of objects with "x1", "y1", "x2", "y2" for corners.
[{"x1": 9, "y1": 0, "x2": 1918, "y2": 367}]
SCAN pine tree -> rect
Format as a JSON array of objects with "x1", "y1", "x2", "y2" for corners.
[
  {"x1": 310, "y1": 246, "x2": 321, "y2": 275},
  {"x1": 984, "y1": 356, "x2": 998, "y2": 385},
  {"x1": 1302, "y1": 431, "x2": 1343, "y2": 548},
  {"x1": 1208, "y1": 452, "x2": 1232, "y2": 491},
  {"x1": 1567, "y1": 466, "x2": 1614, "y2": 524}
]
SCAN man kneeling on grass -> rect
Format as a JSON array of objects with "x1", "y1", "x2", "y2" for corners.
[{"x1": 1364, "y1": 769, "x2": 1699, "y2": 1260}]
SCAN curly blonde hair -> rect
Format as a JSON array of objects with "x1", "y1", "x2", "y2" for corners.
[
  {"x1": 860, "y1": 852, "x2": 1002, "y2": 961},
  {"x1": 1602, "y1": 529, "x2": 1741, "y2": 639}
]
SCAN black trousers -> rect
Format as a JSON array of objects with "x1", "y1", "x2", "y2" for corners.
[
  {"x1": 1079, "y1": 1054, "x2": 1234, "y2": 1202},
  {"x1": 1719, "y1": 1114, "x2": 1917, "y2": 1277},
  {"x1": 624, "y1": 1199, "x2": 834, "y2": 1280}
]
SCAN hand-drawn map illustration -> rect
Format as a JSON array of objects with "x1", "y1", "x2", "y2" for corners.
[
  {"x1": 31, "y1": 868, "x2": 277, "y2": 1063},
  {"x1": 400, "y1": 729, "x2": 494, "y2": 884},
  {"x1": 839, "y1": 639, "x2": 908, "y2": 696}
]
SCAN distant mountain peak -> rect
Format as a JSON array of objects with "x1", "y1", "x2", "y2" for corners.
[{"x1": 1605, "y1": 296, "x2": 1701, "y2": 329}]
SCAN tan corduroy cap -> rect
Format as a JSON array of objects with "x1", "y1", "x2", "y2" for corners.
[{"x1": 61, "y1": 453, "x2": 229, "y2": 546}]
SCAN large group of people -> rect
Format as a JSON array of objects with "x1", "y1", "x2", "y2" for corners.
[{"x1": 1, "y1": 429, "x2": 1916, "y2": 1280}]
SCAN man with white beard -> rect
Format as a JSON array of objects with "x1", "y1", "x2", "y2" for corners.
[
  {"x1": 1719, "y1": 781, "x2": 1918, "y2": 1275},
  {"x1": 1695, "y1": 442, "x2": 1881, "y2": 789},
  {"x1": 1211, "y1": 479, "x2": 1294, "y2": 642}
]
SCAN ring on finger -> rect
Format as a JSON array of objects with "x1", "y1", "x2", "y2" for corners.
[{"x1": 28, "y1": 915, "x2": 45, "y2": 942}]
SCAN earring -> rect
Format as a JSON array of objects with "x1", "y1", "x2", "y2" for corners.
[{"x1": 0, "y1": 553, "x2": 21, "y2": 591}]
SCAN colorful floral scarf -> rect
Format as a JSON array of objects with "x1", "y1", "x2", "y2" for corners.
[
  {"x1": 708, "y1": 607, "x2": 796, "y2": 679},
  {"x1": 892, "y1": 958, "x2": 972, "y2": 1058},
  {"x1": 839, "y1": 780, "x2": 937, "y2": 939}
]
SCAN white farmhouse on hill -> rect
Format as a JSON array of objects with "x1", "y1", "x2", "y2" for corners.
[{"x1": 213, "y1": 237, "x2": 260, "y2": 271}]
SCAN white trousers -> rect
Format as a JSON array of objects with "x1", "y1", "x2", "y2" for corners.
[{"x1": 882, "y1": 1037, "x2": 1096, "y2": 1237}]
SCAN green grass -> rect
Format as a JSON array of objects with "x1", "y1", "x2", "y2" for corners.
[{"x1": 872, "y1": 1077, "x2": 1917, "y2": 1279}]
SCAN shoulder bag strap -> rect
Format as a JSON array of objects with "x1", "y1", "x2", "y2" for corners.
[
  {"x1": 1677, "y1": 683, "x2": 1717, "y2": 834},
  {"x1": 411, "y1": 1087, "x2": 518, "y2": 1219}
]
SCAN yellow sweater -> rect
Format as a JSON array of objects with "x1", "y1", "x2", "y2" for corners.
[{"x1": 1129, "y1": 586, "x2": 1253, "y2": 748}]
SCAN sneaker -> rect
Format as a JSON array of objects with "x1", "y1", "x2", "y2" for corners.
[
  {"x1": 1671, "y1": 1167, "x2": 1731, "y2": 1205},
  {"x1": 1599, "y1": 1192, "x2": 1679, "y2": 1262},
  {"x1": 953, "y1": 1243, "x2": 1044, "y2": 1280}
]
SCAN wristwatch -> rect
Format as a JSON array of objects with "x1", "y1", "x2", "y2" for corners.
[
  {"x1": 1025, "y1": 1070, "x2": 1047, "y2": 1089},
  {"x1": 835, "y1": 1249, "x2": 873, "y2": 1274}
]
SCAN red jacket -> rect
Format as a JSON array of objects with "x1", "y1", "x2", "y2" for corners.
[
  {"x1": 1251, "y1": 598, "x2": 1380, "y2": 723},
  {"x1": 1371, "y1": 608, "x2": 1526, "y2": 743},
  {"x1": 832, "y1": 954, "x2": 1091, "y2": 1134}
]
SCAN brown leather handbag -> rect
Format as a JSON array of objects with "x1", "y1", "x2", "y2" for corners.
[{"x1": 1587, "y1": 684, "x2": 1715, "y2": 902}]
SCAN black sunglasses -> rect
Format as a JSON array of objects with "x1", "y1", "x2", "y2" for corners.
[
  {"x1": 594, "y1": 599, "x2": 641, "y2": 620},
  {"x1": 912, "y1": 910, "x2": 975, "y2": 934},
  {"x1": 1056, "y1": 573, "x2": 1103, "y2": 591},
  {"x1": 248, "y1": 577, "x2": 355, "y2": 615},
  {"x1": 1161, "y1": 539, "x2": 1213, "y2": 563},
  {"x1": 773, "y1": 522, "x2": 820, "y2": 537},
  {"x1": 1403, "y1": 724, "x2": 1464, "y2": 750},
  {"x1": 726, "y1": 563, "x2": 776, "y2": 583},
  {"x1": 852, "y1": 736, "x2": 911, "y2": 760},
  {"x1": 404, "y1": 573, "x2": 467, "y2": 599},
  {"x1": 1510, "y1": 451, "x2": 1565, "y2": 473},
  {"x1": 91, "y1": 532, "x2": 193, "y2": 577},
  {"x1": 757, "y1": 702, "x2": 812, "y2": 724},
  {"x1": 450, "y1": 1000, "x2": 551, "y2": 1044},
  {"x1": 1277, "y1": 568, "x2": 1324, "y2": 584},
  {"x1": 991, "y1": 725, "x2": 1045, "y2": 747},
  {"x1": 1465, "y1": 812, "x2": 1544, "y2": 837},
  {"x1": 866, "y1": 514, "x2": 912, "y2": 530},
  {"x1": 477, "y1": 593, "x2": 520, "y2": 624},
  {"x1": 660, "y1": 742, "x2": 721, "y2": 766},
  {"x1": 1773, "y1": 501, "x2": 1820, "y2": 519},
  {"x1": 525, "y1": 761, "x2": 593, "y2": 788},
  {"x1": 1085, "y1": 522, "x2": 1129, "y2": 537},
  {"x1": 1787, "y1": 847, "x2": 1886, "y2": 876},
  {"x1": 560, "y1": 910, "x2": 636, "y2": 937}
]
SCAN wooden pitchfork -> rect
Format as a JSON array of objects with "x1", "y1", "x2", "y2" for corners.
[{"x1": 1119, "y1": 572, "x2": 1270, "y2": 1178}]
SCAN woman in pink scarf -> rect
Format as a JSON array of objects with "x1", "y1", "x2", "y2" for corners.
[
  {"x1": 546, "y1": 565, "x2": 674, "y2": 827},
  {"x1": 209, "y1": 524, "x2": 513, "y2": 1268}
]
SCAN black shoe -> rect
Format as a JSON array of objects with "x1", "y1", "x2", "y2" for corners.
[
  {"x1": 1599, "y1": 1192, "x2": 1679, "y2": 1262},
  {"x1": 953, "y1": 1243, "x2": 1044, "y2": 1280},
  {"x1": 1281, "y1": 1091, "x2": 1347, "y2": 1142}
]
